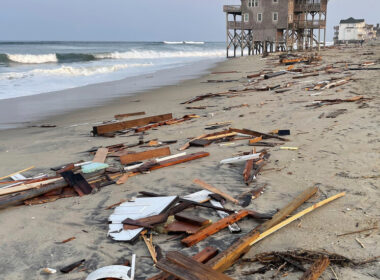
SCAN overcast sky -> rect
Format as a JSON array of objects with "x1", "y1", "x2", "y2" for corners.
[{"x1": 0, "y1": 0, "x2": 379, "y2": 42}]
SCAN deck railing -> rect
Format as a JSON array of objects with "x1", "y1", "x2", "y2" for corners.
[{"x1": 294, "y1": 4, "x2": 322, "y2": 12}]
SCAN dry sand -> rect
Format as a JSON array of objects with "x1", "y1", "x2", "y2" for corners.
[{"x1": 0, "y1": 43, "x2": 379, "y2": 280}]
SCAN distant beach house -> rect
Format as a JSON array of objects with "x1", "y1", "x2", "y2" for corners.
[
  {"x1": 223, "y1": 0, "x2": 328, "y2": 57},
  {"x1": 334, "y1": 17, "x2": 377, "y2": 44}
]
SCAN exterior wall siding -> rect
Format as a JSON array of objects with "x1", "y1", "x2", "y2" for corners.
[{"x1": 241, "y1": 0, "x2": 289, "y2": 41}]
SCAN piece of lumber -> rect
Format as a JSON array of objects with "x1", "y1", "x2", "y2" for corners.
[
  {"x1": 92, "y1": 148, "x2": 109, "y2": 163},
  {"x1": 204, "y1": 132, "x2": 237, "y2": 141},
  {"x1": 337, "y1": 226, "x2": 378, "y2": 237},
  {"x1": 0, "y1": 166, "x2": 35, "y2": 181},
  {"x1": 114, "y1": 111, "x2": 145, "y2": 120},
  {"x1": 116, "y1": 173, "x2": 130, "y2": 185},
  {"x1": 248, "y1": 136, "x2": 262, "y2": 144},
  {"x1": 210, "y1": 200, "x2": 241, "y2": 233},
  {"x1": 0, "y1": 178, "x2": 61, "y2": 196},
  {"x1": 193, "y1": 179, "x2": 239, "y2": 204},
  {"x1": 250, "y1": 192, "x2": 346, "y2": 246},
  {"x1": 181, "y1": 210, "x2": 250, "y2": 247},
  {"x1": 243, "y1": 159, "x2": 254, "y2": 184},
  {"x1": 174, "y1": 212, "x2": 211, "y2": 227},
  {"x1": 133, "y1": 152, "x2": 209, "y2": 173},
  {"x1": 264, "y1": 71, "x2": 286, "y2": 79},
  {"x1": 220, "y1": 153, "x2": 261, "y2": 164},
  {"x1": 60, "y1": 259, "x2": 85, "y2": 273},
  {"x1": 230, "y1": 128, "x2": 288, "y2": 141},
  {"x1": 61, "y1": 171, "x2": 92, "y2": 196},
  {"x1": 120, "y1": 147, "x2": 171, "y2": 165},
  {"x1": 300, "y1": 256, "x2": 330, "y2": 280},
  {"x1": 166, "y1": 251, "x2": 233, "y2": 280},
  {"x1": 142, "y1": 233, "x2": 158, "y2": 263},
  {"x1": 93, "y1": 113, "x2": 173, "y2": 135},
  {"x1": 179, "y1": 134, "x2": 207, "y2": 151},
  {"x1": 147, "y1": 247, "x2": 219, "y2": 280},
  {"x1": 207, "y1": 186, "x2": 319, "y2": 272},
  {"x1": 156, "y1": 259, "x2": 203, "y2": 280},
  {"x1": 165, "y1": 220, "x2": 202, "y2": 234}
]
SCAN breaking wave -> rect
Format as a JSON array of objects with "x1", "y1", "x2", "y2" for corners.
[
  {"x1": 0, "y1": 63, "x2": 152, "y2": 80},
  {"x1": 0, "y1": 49, "x2": 223, "y2": 65}
]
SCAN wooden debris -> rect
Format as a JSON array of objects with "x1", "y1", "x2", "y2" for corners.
[
  {"x1": 61, "y1": 171, "x2": 92, "y2": 196},
  {"x1": 114, "y1": 111, "x2": 145, "y2": 120},
  {"x1": 220, "y1": 153, "x2": 261, "y2": 164},
  {"x1": 92, "y1": 148, "x2": 109, "y2": 163},
  {"x1": 116, "y1": 173, "x2": 130, "y2": 185},
  {"x1": 300, "y1": 256, "x2": 330, "y2": 280},
  {"x1": 174, "y1": 212, "x2": 211, "y2": 227},
  {"x1": 230, "y1": 128, "x2": 288, "y2": 141},
  {"x1": 61, "y1": 237, "x2": 76, "y2": 244},
  {"x1": 93, "y1": 113, "x2": 173, "y2": 135},
  {"x1": 337, "y1": 226, "x2": 378, "y2": 237},
  {"x1": 0, "y1": 178, "x2": 61, "y2": 196},
  {"x1": 105, "y1": 199, "x2": 127, "y2": 210},
  {"x1": 120, "y1": 146, "x2": 171, "y2": 165},
  {"x1": 60, "y1": 259, "x2": 85, "y2": 273},
  {"x1": 181, "y1": 210, "x2": 251, "y2": 247},
  {"x1": 156, "y1": 251, "x2": 233, "y2": 280},
  {"x1": 0, "y1": 166, "x2": 35, "y2": 181},
  {"x1": 147, "y1": 247, "x2": 219, "y2": 280},
  {"x1": 193, "y1": 179, "x2": 239, "y2": 204},
  {"x1": 179, "y1": 134, "x2": 208, "y2": 151},
  {"x1": 165, "y1": 220, "x2": 203, "y2": 235},
  {"x1": 207, "y1": 187, "x2": 319, "y2": 272},
  {"x1": 142, "y1": 232, "x2": 158, "y2": 263},
  {"x1": 264, "y1": 71, "x2": 287, "y2": 79}
]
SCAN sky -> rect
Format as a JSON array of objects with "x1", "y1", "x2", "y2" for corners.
[{"x1": 0, "y1": 0, "x2": 379, "y2": 42}]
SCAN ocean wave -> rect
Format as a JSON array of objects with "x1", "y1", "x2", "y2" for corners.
[
  {"x1": 0, "y1": 63, "x2": 152, "y2": 80},
  {"x1": 184, "y1": 41, "x2": 205, "y2": 45},
  {"x1": 95, "y1": 50, "x2": 225, "y2": 59},
  {"x1": 0, "y1": 49, "x2": 223, "y2": 65},
  {"x1": 163, "y1": 41, "x2": 184, "y2": 44}
]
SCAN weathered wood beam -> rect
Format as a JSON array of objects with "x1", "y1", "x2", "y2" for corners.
[
  {"x1": 120, "y1": 147, "x2": 171, "y2": 165},
  {"x1": 93, "y1": 113, "x2": 173, "y2": 135}
]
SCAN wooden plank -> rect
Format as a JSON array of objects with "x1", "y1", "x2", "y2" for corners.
[
  {"x1": 300, "y1": 256, "x2": 330, "y2": 280},
  {"x1": 114, "y1": 111, "x2": 145, "y2": 120},
  {"x1": 204, "y1": 132, "x2": 237, "y2": 141},
  {"x1": 93, "y1": 113, "x2": 173, "y2": 135},
  {"x1": 120, "y1": 147, "x2": 171, "y2": 165},
  {"x1": 156, "y1": 259, "x2": 201, "y2": 280},
  {"x1": 243, "y1": 159, "x2": 254, "y2": 184},
  {"x1": 0, "y1": 166, "x2": 35, "y2": 181},
  {"x1": 165, "y1": 220, "x2": 202, "y2": 234},
  {"x1": 251, "y1": 192, "x2": 345, "y2": 246},
  {"x1": 148, "y1": 247, "x2": 219, "y2": 280},
  {"x1": 207, "y1": 187, "x2": 319, "y2": 272},
  {"x1": 166, "y1": 251, "x2": 233, "y2": 280},
  {"x1": 61, "y1": 171, "x2": 92, "y2": 196},
  {"x1": 116, "y1": 173, "x2": 130, "y2": 185},
  {"x1": 193, "y1": 179, "x2": 239, "y2": 204},
  {"x1": 174, "y1": 212, "x2": 211, "y2": 226},
  {"x1": 230, "y1": 128, "x2": 288, "y2": 141},
  {"x1": 181, "y1": 210, "x2": 250, "y2": 247},
  {"x1": 0, "y1": 178, "x2": 61, "y2": 196},
  {"x1": 179, "y1": 134, "x2": 207, "y2": 151},
  {"x1": 92, "y1": 148, "x2": 109, "y2": 163},
  {"x1": 148, "y1": 152, "x2": 209, "y2": 172}
]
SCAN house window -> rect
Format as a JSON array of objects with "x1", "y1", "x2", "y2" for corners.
[
  {"x1": 248, "y1": 0, "x2": 254, "y2": 7},
  {"x1": 254, "y1": 0, "x2": 259, "y2": 7},
  {"x1": 244, "y1": 13, "x2": 249, "y2": 23},
  {"x1": 257, "y1": 13, "x2": 262, "y2": 22},
  {"x1": 273, "y1": 0, "x2": 279, "y2": 3},
  {"x1": 273, "y1": 12, "x2": 278, "y2": 21}
]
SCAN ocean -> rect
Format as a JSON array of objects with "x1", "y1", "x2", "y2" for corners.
[{"x1": 0, "y1": 41, "x2": 225, "y2": 100}]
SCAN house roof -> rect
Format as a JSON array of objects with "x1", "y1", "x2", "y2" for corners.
[{"x1": 340, "y1": 17, "x2": 365, "y2": 24}]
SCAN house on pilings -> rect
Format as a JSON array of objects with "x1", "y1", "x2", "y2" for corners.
[{"x1": 223, "y1": 0, "x2": 327, "y2": 57}]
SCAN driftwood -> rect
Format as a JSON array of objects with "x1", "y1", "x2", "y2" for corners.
[{"x1": 300, "y1": 256, "x2": 330, "y2": 280}]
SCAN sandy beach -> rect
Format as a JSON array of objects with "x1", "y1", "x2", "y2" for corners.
[{"x1": 0, "y1": 43, "x2": 379, "y2": 280}]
